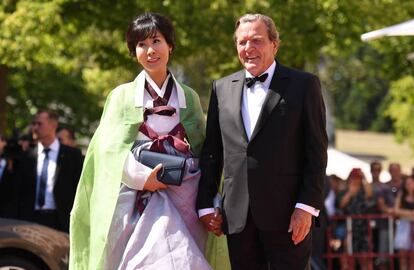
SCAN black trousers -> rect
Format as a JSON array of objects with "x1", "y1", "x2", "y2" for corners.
[{"x1": 226, "y1": 210, "x2": 311, "y2": 270}]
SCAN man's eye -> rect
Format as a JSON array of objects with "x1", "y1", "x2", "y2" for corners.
[{"x1": 238, "y1": 40, "x2": 247, "y2": 46}]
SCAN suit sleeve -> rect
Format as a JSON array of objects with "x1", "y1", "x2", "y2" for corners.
[
  {"x1": 196, "y1": 81, "x2": 223, "y2": 209},
  {"x1": 298, "y1": 75, "x2": 328, "y2": 211}
]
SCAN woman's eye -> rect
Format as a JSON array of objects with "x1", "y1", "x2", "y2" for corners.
[
  {"x1": 137, "y1": 42, "x2": 145, "y2": 47},
  {"x1": 153, "y1": 39, "x2": 161, "y2": 43}
]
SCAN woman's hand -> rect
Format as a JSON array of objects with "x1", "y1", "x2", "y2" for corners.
[
  {"x1": 143, "y1": 164, "x2": 167, "y2": 192},
  {"x1": 348, "y1": 181, "x2": 360, "y2": 196},
  {"x1": 362, "y1": 179, "x2": 373, "y2": 198}
]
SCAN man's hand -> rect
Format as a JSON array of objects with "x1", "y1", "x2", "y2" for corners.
[
  {"x1": 288, "y1": 208, "x2": 312, "y2": 245},
  {"x1": 200, "y1": 208, "x2": 223, "y2": 236},
  {"x1": 143, "y1": 164, "x2": 167, "y2": 192}
]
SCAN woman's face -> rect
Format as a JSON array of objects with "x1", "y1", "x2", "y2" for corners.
[
  {"x1": 405, "y1": 177, "x2": 414, "y2": 192},
  {"x1": 135, "y1": 30, "x2": 171, "y2": 74}
]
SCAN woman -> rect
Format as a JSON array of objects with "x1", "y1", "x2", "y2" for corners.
[
  {"x1": 69, "y1": 13, "x2": 209, "y2": 270},
  {"x1": 336, "y1": 168, "x2": 376, "y2": 270},
  {"x1": 394, "y1": 176, "x2": 414, "y2": 270}
]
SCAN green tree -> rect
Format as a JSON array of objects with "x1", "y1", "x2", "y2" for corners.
[
  {"x1": 0, "y1": 0, "x2": 328, "y2": 137},
  {"x1": 386, "y1": 76, "x2": 414, "y2": 150},
  {"x1": 317, "y1": 0, "x2": 414, "y2": 131},
  {"x1": 2, "y1": 0, "x2": 414, "y2": 146}
]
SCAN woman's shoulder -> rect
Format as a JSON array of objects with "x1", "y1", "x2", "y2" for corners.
[
  {"x1": 178, "y1": 81, "x2": 199, "y2": 98},
  {"x1": 176, "y1": 81, "x2": 202, "y2": 111}
]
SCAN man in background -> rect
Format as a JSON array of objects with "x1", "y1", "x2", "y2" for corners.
[
  {"x1": 370, "y1": 161, "x2": 392, "y2": 269},
  {"x1": 0, "y1": 133, "x2": 20, "y2": 218},
  {"x1": 16, "y1": 109, "x2": 83, "y2": 232}
]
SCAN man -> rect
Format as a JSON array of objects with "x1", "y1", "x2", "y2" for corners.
[
  {"x1": 387, "y1": 162, "x2": 403, "y2": 196},
  {"x1": 17, "y1": 109, "x2": 83, "y2": 232},
  {"x1": 0, "y1": 134, "x2": 15, "y2": 217},
  {"x1": 57, "y1": 126, "x2": 84, "y2": 158},
  {"x1": 369, "y1": 161, "x2": 392, "y2": 269},
  {"x1": 57, "y1": 126, "x2": 77, "y2": 148},
  {"x1": 0, "y1": 134, "x2": 7, "y2": 185},
  {"x1": 197, "y1": 14, "x2": 328, "y2": 269}
]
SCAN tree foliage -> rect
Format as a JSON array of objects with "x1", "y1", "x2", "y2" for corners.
[
  {"x1": 386, "y1": 76, "x2": 414, "y2": 150},
  {"x1": 1, "y1": 0, "x2": 414, "y2": 150}
]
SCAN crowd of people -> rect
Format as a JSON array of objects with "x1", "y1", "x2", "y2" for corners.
[
  {"x1": 1, "y1": 10, "x2": 412, "y2": 270},
  {"x1": 319, "y1": 163, "x2": 414, "y2": 270}
]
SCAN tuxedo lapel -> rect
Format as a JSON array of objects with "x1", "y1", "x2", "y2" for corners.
[
  {"x1": 54, "y1": 145, "x2": 65, "y2": 189},
  {"x1": 229, "y1": 71, "x2": 249, "y2": 143},
  {"x1": 250, "y1": 63, "x2": 290, "y2": 141}
]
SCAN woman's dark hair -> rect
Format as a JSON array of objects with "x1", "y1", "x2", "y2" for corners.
[{"x1": 126, "y1": 12, "x2": 175, "y2": 57}]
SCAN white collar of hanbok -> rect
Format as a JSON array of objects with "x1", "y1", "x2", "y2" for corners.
[{"x1": 134, "y1": 70, "x2": 187, "y2": 108}]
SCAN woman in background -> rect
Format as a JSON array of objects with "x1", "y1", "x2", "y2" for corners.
[
  {"x1": 394, "y1": 175, "x2": 414, "y2": 270},
  {"x1": 337, "y1": 168, "x2": 376, "y2": 270}
]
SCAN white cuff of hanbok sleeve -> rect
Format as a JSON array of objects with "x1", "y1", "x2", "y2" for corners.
[
  {"x1": 122, "y1": 152, "x2": 152, "y2": 190},
  {"x1": 198, "y1": 208, "x2": 215, "y2": 218},
  {"x1": 295, "y1": 203, "x2": 320, "y2": 217}
]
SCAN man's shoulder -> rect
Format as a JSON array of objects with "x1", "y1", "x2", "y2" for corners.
[
  {"x1": 215, "y1": 70, "x2": 245, "y2": 84},
  {"x1": 59, "y1": 144, "x2": 83, "y2": 159},
  {"x1": 214, "y1": 63, "x2": 319, "y2": 83},
  {"x1": 20, "y1": 147, "x2": 37, "y2": 161},
  {"x1": 277, "y1": 63, "x2": 318, "y2": 80}
]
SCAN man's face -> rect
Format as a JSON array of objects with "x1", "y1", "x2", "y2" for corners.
[
  {"x1": 371, "y1": 164, "x2": 382, "y2": 181},
  {"x1": 32, "y1": 112, "x2": 56, "y2": 142},
  {"x1": 235, "y1": 20, "x2": 278, "y2": 76},
  {"x1": 389, "y1": 164, "x2": 402, "y2": 180}
]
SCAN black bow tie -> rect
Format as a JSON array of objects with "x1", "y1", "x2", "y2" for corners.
[{"x1": 245, "y1": 73, "x2": 269, "y2": 88}]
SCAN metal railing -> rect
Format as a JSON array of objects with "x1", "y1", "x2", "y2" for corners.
[{"x1": 325, "y1": 214, "x2": 414, "y2": 270}]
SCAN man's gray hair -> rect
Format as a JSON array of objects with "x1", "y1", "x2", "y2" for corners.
[{"x1": 234, "y1": 13, "x2": 280, "y2": 44}]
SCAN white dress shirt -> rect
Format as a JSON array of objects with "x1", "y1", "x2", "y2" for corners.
[
  {"x1": 36, "y1": 139, "x2": 59, "y2": 210},
  {"x1": 242, "y1": 61, "x2": 276, "y2": 140},
  {"x1": 199, "y1": 61, "x2": 319, "y2": 218},
  {"x1": 122, "y1": 70, "x2": 187, "y2": 190}
]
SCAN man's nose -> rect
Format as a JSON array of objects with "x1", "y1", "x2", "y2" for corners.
[{"x1": 245, "y1": 41, "x2": 255, "y2": 52}]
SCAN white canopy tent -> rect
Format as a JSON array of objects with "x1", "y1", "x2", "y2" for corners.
[
  {"x1": 361, "y1": 19, "x2": 414, "y2": 41},
  {"x1": 326, "y1": 148, "x2": 390, "y2": 182}
]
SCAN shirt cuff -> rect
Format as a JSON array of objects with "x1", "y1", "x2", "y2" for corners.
[
  {"x1": 122, "y1": 152, "x2": 152, "y2": 190},
  {"x1": 198, "y1": 208, "x2": 215, "y2": 218},
  {"x1": 295, "y1": 203, "x2": 320, "y2": 217}
]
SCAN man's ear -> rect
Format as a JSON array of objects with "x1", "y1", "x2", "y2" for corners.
[{"x1": 273, "y1": 41, "x2": 279, "y2": 55}]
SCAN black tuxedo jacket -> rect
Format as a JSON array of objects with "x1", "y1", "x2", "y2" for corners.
[
  {"x1": 0, "y1": 159, "x2": 19, "y2": 218},
  {"x1": 17, "y1": 143, "x2": 83, "y2": 231},
  {"x1": 197, "y1": 62, "x2": 328, "y2": 234}
]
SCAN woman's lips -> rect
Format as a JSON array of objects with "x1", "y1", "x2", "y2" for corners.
[{"x1": 147, "y1": 58, "x2": 160, "y2": 63}]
